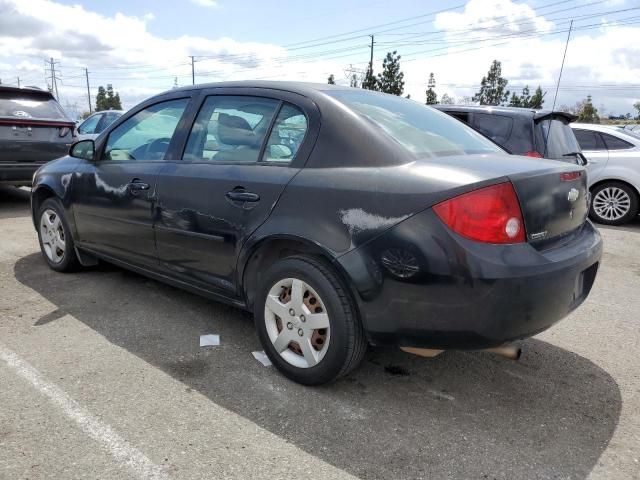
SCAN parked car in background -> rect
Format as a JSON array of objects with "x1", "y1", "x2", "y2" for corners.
[
  {"x1": 76, "y1": 110, "x2": 124, "y2": 140},
  {"x1": 571, "y1": 123, "x2": 640, "y2": 225},
  {"x1": 31, "y1": 82, "x2": 601, "y2": 385},
  {"x1": 434, "y1": 105, "x2": 585, "y2": 165},
  {"x1": 0, "y1": 85, "x2": 75, "y2": 186}
]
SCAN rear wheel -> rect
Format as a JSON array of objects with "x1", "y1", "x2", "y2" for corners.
[
  {"x1": 254, "y1": 255, "x2": 367, "y2": 385},
  {"x1": 37, "y1": 198, "x2": 81, "y2": 272},
  {"x1": 590, "y1": 182, "x2": 639, "y2": 226}
]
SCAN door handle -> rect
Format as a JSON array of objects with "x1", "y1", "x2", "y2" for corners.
[
  {"x1": 225, "y1": 190, "x2": 260, "y2": 202},
  {"x1": 127, "y1": 179, "x2": 150, "y2": 194}
]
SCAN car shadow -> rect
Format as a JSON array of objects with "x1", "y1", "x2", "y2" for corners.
[
  {"x1": 14, "y1": 253, "x2": 621, "y2": 479},
  {"x1": 596, "y1": 215, "x2": 640, "y2": 233},
  {"x1": 0, "y1": 186, "x2": 31, "y2": 219}
]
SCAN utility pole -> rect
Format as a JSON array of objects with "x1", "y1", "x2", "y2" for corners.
[
  {"x1": 368, "y1": 34, "x2": 375, "y2": 70},
  {"x1": 17, "y1": 77, "x2": 20, "y2": 88},
  {"x1": 49, "y1": 57, "x2": 59, "y2": 100},
  {"x1": 85, "y1": 68, "x2": 92, "y2": 114},
  {"x1": 189, "y1": 56, "x2": 195, "y2": 85}
]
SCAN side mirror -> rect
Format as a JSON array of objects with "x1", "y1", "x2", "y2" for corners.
[
  {"x1": 70, "y1": 140, "x2": 95, "y2": 161},
  {"x1": 269, "y1": 144, "x2": 293, "y2": 159}
]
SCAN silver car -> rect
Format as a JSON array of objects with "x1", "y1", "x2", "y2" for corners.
[
  {"x1": 571, "y1": 123, "x2": 640, "y2": 225},
  {"x1": 76, "y1": 110, "x2": 123, "y2": 141}
]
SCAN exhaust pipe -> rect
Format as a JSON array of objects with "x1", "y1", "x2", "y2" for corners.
[
  {"x1": 483, "y1": 345, "x2": 522, "y2": 360},
  {"x1": 400, "y1": 345, "x2": 521, "y2": 360}
]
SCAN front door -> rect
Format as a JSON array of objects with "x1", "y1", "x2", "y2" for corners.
[
  {"x1": 73, "y1": 97, "x2": 191, "y2": 268},
  {"x1": 154, "y1": 95, "x2": 310, "y2": 295}
]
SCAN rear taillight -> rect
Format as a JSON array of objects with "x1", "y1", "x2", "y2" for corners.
[
  {"x1": 524, "y1": 150, "x2": 543, "y2": 158},
  {"x1": 433, "y1": 182, "x2": 526, "y2": 244},
  {"x1": 560, "y1": 171, "x2": 582, "y2": 181}
]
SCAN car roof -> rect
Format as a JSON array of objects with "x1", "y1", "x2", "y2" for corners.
[
  {"x1": 432, "y1": 104, "x2": 577, "y2": 122},
  {"x1": 169, "y1": 80, "x2": 350, "y2": 96},
  {"x1": 0, "y1": 85, "x2": 56, "y2": 100}
]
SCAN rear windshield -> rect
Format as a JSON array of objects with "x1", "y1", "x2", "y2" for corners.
[
  {"x1": 0, "y1": 92, "x2": 67, "y2": 120},
  {"x1": 327, "y1": 90, "x2": 503, "y2": 158},
  {"x1": 535, "y1": 117, "x2": 581, "y2": 162}
]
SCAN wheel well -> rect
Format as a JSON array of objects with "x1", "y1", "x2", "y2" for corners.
[
  {"x1": 242, "y1": 238, "x2": 339, "y2": 309},
  {"x1": 590, "y1": 179, "x2": 640, "y2": 200},
  {"x1": 31, "y1": 186, "x2": 56, "y2": 219}
]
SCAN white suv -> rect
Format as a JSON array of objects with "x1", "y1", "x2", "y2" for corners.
[{"x1": 571, "y1": 123, "x2": 640, "y2": 225}]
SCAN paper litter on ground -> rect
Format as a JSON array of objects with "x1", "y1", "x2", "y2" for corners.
[
  {"x1": 252, "y1": 351, "x2": 272, "y2": 366},
  {"x1": 199, "y1": 334, "x2": 220, "y2": 347}
]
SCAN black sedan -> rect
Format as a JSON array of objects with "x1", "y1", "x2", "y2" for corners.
[{"x1": 31, "y1": 82, "x2": 602, "y2": 385}]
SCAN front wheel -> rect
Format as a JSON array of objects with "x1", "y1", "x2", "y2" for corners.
[
  {"x1": 37, "y1": 198, "x2": 81, "y2": 272},
  {"x1": 590, "y1": 182, "x2": 639, "y2": 226},
  {"x1": 254, "y1": 255, "x2": 367, "y2": 385}
]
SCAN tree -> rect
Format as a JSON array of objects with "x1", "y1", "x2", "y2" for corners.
[
  {"x1": 439, "y1": 93, "x2": 454, "y2": 105},
  {"x1": 577, "y1": 95, "x2": 600, "y2": 123},
  {"x1": 634, "y1": 101, "x2": 640, "y2": 120},
  {"x1": 96, "y1": 84, "x2": 122, "y2": 111},
  {"x1": 528, "y1": 86, "x2": 545, "y2": 109},
  {"x1": 349, "y1": 74, "x2": 359, "y2": 88},
  {"x1": 377, "y1": 51, "x2": 404, "y2": 95},
  {"x1": 472, "y1": 60, "x2": 509, "y2": 106},
  {"x1": 362, "y1": 64, "x2": 378, "y2": 91},
  {"x1": 327, "y1": 74, "x2": 335, "y2": 85},
  {"x1": 425, "y1": 72, "x2": 437, "y2": 105}
]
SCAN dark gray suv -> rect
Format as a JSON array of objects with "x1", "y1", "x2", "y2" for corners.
[
  {"x1": 0, "y1": 85, "x2": 75, "y2": 186},
  {"x1": 434, "y1": 105, "x2": 584, "y2": 165}
]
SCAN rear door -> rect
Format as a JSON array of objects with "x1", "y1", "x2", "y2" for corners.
[
  {"x1": 73, "y1": 96, "x2": 192, "y2": 269},
  {"x1": 572, "y1": 128, "x2": 609, "y2": 181},
  {"x1": 154, "y1": 89, "x2": 317, "y2": 295}
]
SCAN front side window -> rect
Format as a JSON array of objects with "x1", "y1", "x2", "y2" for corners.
[
  {"x1": 184, "y1": 96, "x2": 279, "y2": 163},
  {"x1": 573, "y1": 129, "x2": 604, "y2": 151},
  {"x1": 103, "y1": 99, "x2": 188, "y2": 161},
  {"x1": 600, "y1": 132, "x2": 634, "y2": 150},
  {"x1": 327, "y1": 90, "x2": 502, "y2": 157},
  {"x1": 262, "y1": 104, "x2": 308, "y2": 162},
  {"x1": 78, "y1": 114, "x2": 102, "y2": 134}
]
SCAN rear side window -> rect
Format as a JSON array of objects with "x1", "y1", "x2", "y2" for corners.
[
  {"x1": 78, "y1": 114, "x2": 102, "y2": 134},
  {"x1": 262, "y1": 104, "x2": 308, "y2": 163},
  {"x1": 0, "y1": 92, "x2": 67, "y2": 120},
  {"x1": 472, "y1": 113, "x2": 513, "y2": 144},
  {"x1": 573, "y1": 129, "x2": 605, "y2": 150},
  {"x1": 184, "y1": 95, "x2": 280, "y2": 163},
  {"x1": 600, "y1": 132, "x2": 634, "y2": 150},
  {"x1": 536, "y1": 118, "x2": 581, "y2": 161}
]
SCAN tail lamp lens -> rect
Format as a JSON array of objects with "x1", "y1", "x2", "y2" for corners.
[
  {"x1": 433, "y1": 182, "x2": 526, "y2": 244},
  {"x1": 524, "y1": 150, "x2": 543, "y2": 158}
]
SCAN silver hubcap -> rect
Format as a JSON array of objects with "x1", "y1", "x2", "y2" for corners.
[
  {"x1": 264, "y1": 278, "x2": 330, "y2": 368},
  {"x1": 593, "y1": 187, "x2": 631, "y2": 221},
  {"x1": 39, "y1": 209, "x2": 65, "y2": 264}
]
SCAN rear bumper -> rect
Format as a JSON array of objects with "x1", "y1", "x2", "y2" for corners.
[
  {"x1": 0, "y1": 162, "x2": 44, "y2": 185},
  {"x1": 337, "y1": 210, "x2": 603, "y2": 349}
]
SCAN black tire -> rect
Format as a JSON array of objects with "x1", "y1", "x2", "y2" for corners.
[
  {"x1": 589, "y1": 181, "x2": 639, "y2": 226},
  {"x1": 36, "y1": 197, "x2": 82, "y2": 272},
  {"x1": 254, "y1": 255, "x2": 367, "y2": 386}
]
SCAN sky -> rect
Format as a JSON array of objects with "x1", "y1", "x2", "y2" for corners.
[{"x1": 0, "y1": 0, "x2": 638, "y2": 118}]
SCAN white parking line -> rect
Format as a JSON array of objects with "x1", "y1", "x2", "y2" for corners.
[{"x1": 0, "y1": 343, "x2": 169, "y2": 480}]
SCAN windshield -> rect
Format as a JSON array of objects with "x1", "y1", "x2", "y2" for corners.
[
  {"x1": 0, "y1": 92, "x2": 67, "y2": 120},
  {"x1": 536, "y1": 117, "x2": 581, "y2": 161},
  {"x1": 327, "y1": 90, "x2": 503, "y2": 158}
]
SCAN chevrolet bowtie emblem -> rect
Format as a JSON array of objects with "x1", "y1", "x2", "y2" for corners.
[{"x1": 567, "y1": 188, "x2": 579, "y2": 202}]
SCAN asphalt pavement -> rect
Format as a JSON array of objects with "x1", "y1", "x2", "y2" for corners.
[{"x1": 0, "y1": 185, "x2": 638, "y2": 479}]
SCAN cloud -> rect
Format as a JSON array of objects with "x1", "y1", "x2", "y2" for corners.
[{"x1": 189, "y1": 0, "x2": 218, "y2": 7}]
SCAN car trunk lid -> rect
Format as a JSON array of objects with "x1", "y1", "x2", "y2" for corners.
[{"x1": 509, "y1": 166, "x2": 588, "y2": 243}]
